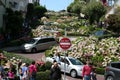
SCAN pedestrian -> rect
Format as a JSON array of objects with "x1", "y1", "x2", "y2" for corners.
[
  {"x1": 90, "y1": 63, "x2": 97, "y2": 80},
  {"x1": 29, "y1": 61, "x2": 37, "y2": 80},
  {"x1": 21, "y1": 63, "x2": 29, "y2": 80},
  {"x1": 82, "y1": 61, "x2": 92, "y2": 80},
  {"x1": 54, "y1": 52, "x2": 61, "y2": 64},
  {"x1": 90, "y1": 71, "x2": 97, "y2": 80},
  {"x1": 18, "y1": 68, "x2": 24, "y2": 80},
  {"x1": 0, "y1": 71, "x2": 2, "y2": 80},
  {"x1": 49, "y1": 62, "x2": 61, "y2": 80},
  {"x1": 16, "y1": 59, "x2": 23, "y2": 80},
  {"x1": 7, "y1": 68, "x2": 15, "y2": 80},
  {"x1": 0, "y1": 64, "x2": 5, "y2": 79},
  {"x1": 51, "y1": 60, "x2": 57, "y2": 68}
]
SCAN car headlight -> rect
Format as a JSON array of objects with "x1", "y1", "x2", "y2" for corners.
[{"x1": 25, "y1": 46, "x2": 32, "y2": 49}]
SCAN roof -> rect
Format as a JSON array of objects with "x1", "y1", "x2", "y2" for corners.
[{"x1": 33, "y1": 36, "x2": 55, "y2": 40}]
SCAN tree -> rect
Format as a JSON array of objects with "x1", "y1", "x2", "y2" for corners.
[
  {"x1": 34, "y1": 6, "x2": 47, "y2": 19},
  {"x1": 67, "y1": 0, "x2": 86, "y2": 18},
  {"x1": 25, "y1": 3, "x2": 47, "y2": 28},
  {"x1": 26, "y1": 3, "x2": 34, "y2": 22},
  {"x1": 106, "y1": 14, "x2": 120, "y2": 34},
  {"x1": 5, "y1": 8, "x2": 23, "y2": 39},
  {"x1": 82, "y1": 1, "x2": 106, "y2": 24}
]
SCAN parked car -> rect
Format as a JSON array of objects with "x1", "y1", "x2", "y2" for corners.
[
  {"x1": 104, "y1": 62, "x2": 120, "y2": 80},
  {"x1": 46, "y1": 56, "x2": 84, "y2": 78},
  {"x1": 21, "y1": 36, "x2": 58, "y2": 53}
]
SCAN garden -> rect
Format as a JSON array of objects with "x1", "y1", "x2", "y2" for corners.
[
  {"x1": 1, "y1": 0, "x2": 120, "y2": 79},
  {"x1": 0, "y1": 51, "x2": 52, "y2": 80}
]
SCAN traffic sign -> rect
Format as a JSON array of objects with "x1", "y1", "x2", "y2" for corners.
[{"x1": 59, "y1": 37, "x2": 71, "y2": 50}]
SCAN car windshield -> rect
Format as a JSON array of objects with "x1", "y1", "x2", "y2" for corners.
[
  {"x1": 69, "y1": 58, "x2": 83, "y2": 65},
  {"x1": 27, "y1": 39, "x2": 37, "y2": 44}
]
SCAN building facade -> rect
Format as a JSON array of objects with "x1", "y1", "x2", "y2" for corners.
[
  {"x1": 0, "y1": 0, "x2": 37, "y2": 28},
  {"x1": 0, "y1": 0, "x2": 5, "y2": 28}
]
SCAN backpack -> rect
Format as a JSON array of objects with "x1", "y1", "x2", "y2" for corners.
[{"x1": 31, "y1": 69, "x2": 36, "y2": 77}]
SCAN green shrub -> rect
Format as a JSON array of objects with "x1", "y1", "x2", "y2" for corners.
[
  {"x1": 37, "y1": 61, "x2": 52, "y2": 72},
  {"x1": 45, "y1": 50, "x2": 53, "y2": 57},
  {"x1": 3, "y1": 51, "x2": 33, "y2": 64},
  {"x1": 36, "y1": 70, "x2": 50, "y2": 80},
  {"x1": 95, "y1": 67, "x2": 105, "y2": 75},
  {"x1": 37, "y1": 64, "x2": 46, "y2": 71},
  {"x1": 45, "y1": 61, "x2": 52, "y2": 70}
]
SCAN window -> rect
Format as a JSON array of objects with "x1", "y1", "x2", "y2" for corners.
[
  {"x1": 111, "y1": 63, "x2": 120, "y2": 69},
  {"x1": 60, "y1": 58, "x2": 69, "y2": 64},
  {"x1": 37, "y1": 39, "x2": 45, "y2": 44},
  {"x1": 69, "y1": 58, "x2": 83, "y2": 65},
  {"x1": 27, "y1": 39, "x2": 36, "y2": 44},
  {"x1": 9, "y1": 1, "x2": 18, "y2": 8},
  {"x1": 44, "y1": 38, "x2": 55, "y2": 42}
]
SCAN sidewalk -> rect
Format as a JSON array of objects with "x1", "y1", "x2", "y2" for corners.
[
  {"x1": 61, "y1": 74, "x2": 104, "y2": 80},
  {"x1": 97, "y1": 74, "x2": 104, "y2": 80}
]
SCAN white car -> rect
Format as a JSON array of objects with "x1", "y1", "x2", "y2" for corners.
[
  {"x1": 21, "y1": 36, "x2": 57, "y2": 53},
  {"x1": 46, "y1": 56, "x2": 84, "y2": 78}
]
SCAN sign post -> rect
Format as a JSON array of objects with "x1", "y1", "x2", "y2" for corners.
[{"x1": 59, "y1": 37, "x2": 71, "y2": 80}]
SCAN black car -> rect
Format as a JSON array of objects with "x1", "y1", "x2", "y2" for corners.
[{"x1": 104, "y1": 62, "x2": 120, "y2": 80}]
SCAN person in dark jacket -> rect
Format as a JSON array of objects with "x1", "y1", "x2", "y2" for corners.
[{"x1": 50, "y1": 62, "x2": 61, "y2": 80}]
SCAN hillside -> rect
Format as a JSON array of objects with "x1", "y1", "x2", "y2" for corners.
[{"x1": 32, "y1": 11, "x2": 120, "y2": 70}]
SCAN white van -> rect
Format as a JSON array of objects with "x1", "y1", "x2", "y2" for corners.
[{"x1": 21, "y1": 37, "x2": 58, "y2": 53}]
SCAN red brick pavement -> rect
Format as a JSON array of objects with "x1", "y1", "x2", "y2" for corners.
[{"x1": 97, "y1": 74, "x2": 104, "y2": 80}]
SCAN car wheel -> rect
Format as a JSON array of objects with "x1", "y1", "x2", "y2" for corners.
[
  {"x1": 70, "y1": 70, "x2": 77, "y2": 78},
  {"x1": 31, "y1": 48, "x2": 37, "y2": 53},
  {"x1": 106, "y1": 76, "x2": 114, "y2": 80}
]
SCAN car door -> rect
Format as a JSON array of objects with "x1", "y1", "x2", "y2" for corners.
[
  {"x1": 37, "y1": 38, "x2": 56, "y2": 50},
  {"x1": 45, "y1": 38, "x2": 57, "y2": 47},
  {"x1": 36, "y1": 39, "x2": 46, "y2": 50},
  {"x1": 60, "y1": 57, "x2": 70, "y2": 73},
  {"x1": 111, "y1": 63, "x2": 120, "y2": 80}
]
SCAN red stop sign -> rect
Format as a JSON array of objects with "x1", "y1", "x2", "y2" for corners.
[{"x1": 59, "y1": 37, "x2": 71, "y2": 50}]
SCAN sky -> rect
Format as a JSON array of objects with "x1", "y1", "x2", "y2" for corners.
[{"x1": 40, "y1": 0, "x2": 74, "y2": 11}]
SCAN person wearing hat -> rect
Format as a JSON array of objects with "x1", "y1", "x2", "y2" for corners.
[{"x1": 21, "y1": 63, "x2": 29, "y2": 80}]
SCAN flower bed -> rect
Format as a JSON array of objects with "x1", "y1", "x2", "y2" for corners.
[{"x1": 45, "y1": 36, "x2": 120, "y2": 69}]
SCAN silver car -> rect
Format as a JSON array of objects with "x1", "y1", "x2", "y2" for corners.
[
  {"x1": 46, "y1": 56, "x2": 84, "y2": 78},
  {"x1": 21, "y1": 37, "x2": 57, "y2": 52}
]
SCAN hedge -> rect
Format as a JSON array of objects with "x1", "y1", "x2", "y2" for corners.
[{"x1": 36, "y1": 70, "x2": 50, "y2": 80}]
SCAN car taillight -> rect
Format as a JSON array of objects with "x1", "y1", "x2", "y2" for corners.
[{"x1": 105, "y1": 67, "x2": 109, "y2": 71}]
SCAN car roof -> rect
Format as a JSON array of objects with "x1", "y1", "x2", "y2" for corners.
[
  {"x1": 60, "y1": 56, "x2": 77, "y2": 59},
  {"x1": 33, "y1": 36, "x2": 55, "y2": 40}
]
